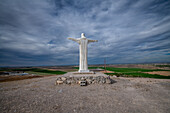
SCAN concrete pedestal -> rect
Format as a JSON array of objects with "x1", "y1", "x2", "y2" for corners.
[
  {"x1": 73, "y1": 71, "x2": 95, "y2": 74},
  {"x1": 78, "y1": 69, "x2": 90, "y2": 73}
]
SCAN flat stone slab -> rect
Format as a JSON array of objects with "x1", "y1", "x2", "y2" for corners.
[{"x1": 56, "y1": 72, "x2": 112, "y2": 85}]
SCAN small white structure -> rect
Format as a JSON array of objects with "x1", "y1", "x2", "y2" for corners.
[{"x1": 68, "y1": 33, "x2": 98, "y2": 72}]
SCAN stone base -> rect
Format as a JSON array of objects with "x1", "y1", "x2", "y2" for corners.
[
  {"x1": 78, "y1": 69, "x2": 90, "y2": 73},
  {"x1": 73, "y1": 71, "x2": 95, "y2": 74},
  {"x1": 55, "y1": 72, "x2": 113, "y2": 86}
]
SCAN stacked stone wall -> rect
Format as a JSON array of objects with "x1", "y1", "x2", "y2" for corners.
[{"x1": 56, "y1": 76, "x2": 112, "y2": 85}]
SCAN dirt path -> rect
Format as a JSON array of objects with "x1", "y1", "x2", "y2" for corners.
[{"x1": 0, "y1": 76, "x2": 170, "y2": 113}]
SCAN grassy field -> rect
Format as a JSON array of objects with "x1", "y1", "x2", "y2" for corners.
[
  {"x1": 1, "y1": 66, "x2": 169, "y2": 80},
  {"x1": 102, "y1": 67, "x2": 169, "y2": 72},
  {"x1": 0, "y1": 68, "x2": 67, "y2": 75},
  {"x1": 0, "y1": 68, "x2": 67, "y2": 82},
  {"x1": 73, "y1": 67, "x2": 170, "y2": 79},
  {"x1": 102, "y1": 67, "x2": 170, "y2": 79},
  {"x1": 155, "y1": 65, "x2": 170, "y2": 68}
]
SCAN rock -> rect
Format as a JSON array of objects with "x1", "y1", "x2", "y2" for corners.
[
  {"x1": 92, "y1": 77, "x2": 96, "y2": 80},
  {"x1": 56, "y1": 80, "x2": 63, "y2": 85},
  {"x1": 102, "y1": 79, "x2": 106, "y2": 83},
  {"x1": 92, "y1": 81, "x2": 96, "y2": 84},
  {"x1": 89, "y1": 76, "x2": 93, "y2": 79},
  {"x1": 56, "y1": 77, "x2": 61, "y2": 80},
  {"x1": 58, "y1": 89, "x2": 62, "y2": 93},
  {"x1": 56, "y1": 75, "x2": 113, "y2": 85},
  {"x1": 99, "y1": 81, "x2": 103, "y2": 84},
  {"x1": 97, "y1": 79, "x2": 101, "y2": 83},
  {"x1": 106, "y1": 79, "x2": 111, "y2": 84},
  {"x1": 71, "y1": 80, "x2": 76, "y2": 84},
  {"x1": 86, "y1": 79, "x2": 92, "y2": 84},
  {"x1": 81, "y1": 77, "x2": 85, "y2": 81},
  {"x1": 78, "y1": 81, "x2": 81, "y2": 84},
  {"x1": 61, "y1": 77, "x2": 67, "y2": 81},
  {"x1": 75, "y1": 78, "x2": 80, "y2": 81},
  {"x1": 66, "y1": 80, "x2": 71, "y2": 84},
  {"x1": 112, "y1": 75, "x2": 117, "y2": 78},
  {"x1": 63, "y1": 80, "x2": 67, "y2": 84}
]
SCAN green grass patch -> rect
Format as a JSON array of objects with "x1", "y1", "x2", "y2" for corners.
[
  {"x1": 103, "y1": 67, "x2": 170, "y2": 79},
  {"x1": 31, "y1": 69, "x2": 66, "y2": 75},
  {"x1": 0, "y1": 68, "x2": 66, "y2": 75},
  {"x1": 156, "y1": 65, "x2": 170, "y2": 68},
  {"x1": 101, "y1": 67, "x2": 169, "y2": 73},
  {"x1": 105, "y1": 73, "x2": 123, "y2": 77},
  {"x1": 73, "y1": 67, "x2": 79, "y2": 69}
]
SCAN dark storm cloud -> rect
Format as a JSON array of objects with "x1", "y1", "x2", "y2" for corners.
[{"x1": 0, "y1": 0, "x2": 170, "y2": 66}]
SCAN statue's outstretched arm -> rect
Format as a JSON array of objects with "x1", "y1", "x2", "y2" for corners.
[
  {"x1": 88, "y1": 39, "x2": 98, "y2": 43},
  {"x1": 68, "y1": 38, "x2": 80, "y2": 44}
]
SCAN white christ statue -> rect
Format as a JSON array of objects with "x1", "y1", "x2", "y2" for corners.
[{"x1": 68, "y1": 33, "x2": 98, "y2": 72}]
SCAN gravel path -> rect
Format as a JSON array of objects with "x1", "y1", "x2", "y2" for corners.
[{"x1": 0, "y1": 75, "x2": 170, "y2": 113}]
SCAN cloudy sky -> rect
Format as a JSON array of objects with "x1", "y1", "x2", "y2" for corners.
[{"x1": 0, "y1": 0, "x2": 170, "y2": 66}]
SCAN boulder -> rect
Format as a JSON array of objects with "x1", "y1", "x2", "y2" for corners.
[
  {"x1": 66, "y1": 80, "x2": 71, "y2": 84},
  {"x1": 102, "y1": 79, "x2": 106, "y2": 83},
  {"x1": 56, "y1": 80, "x2": 63, "y2": 85},
  {"x1": 86, "y1": 79, "x2": 92, "y2": 84},
  {"x1": 61, "y1": 77, "x2": 67, "y2": 81},
  {"x1": 106, "y1": 79, "x2": 111, "y2": 84},
  {"x1": 81, "y1": 77, "x2": 85, "y2": 81}
]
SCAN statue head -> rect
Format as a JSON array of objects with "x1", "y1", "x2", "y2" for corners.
[{"x1": 81, "y1": 33, "x2": 86, "y2": 38}]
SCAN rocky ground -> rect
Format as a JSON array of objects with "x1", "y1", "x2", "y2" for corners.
[{"x1": 0, "y1": 75, "x2": 170, "y2": 113}]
